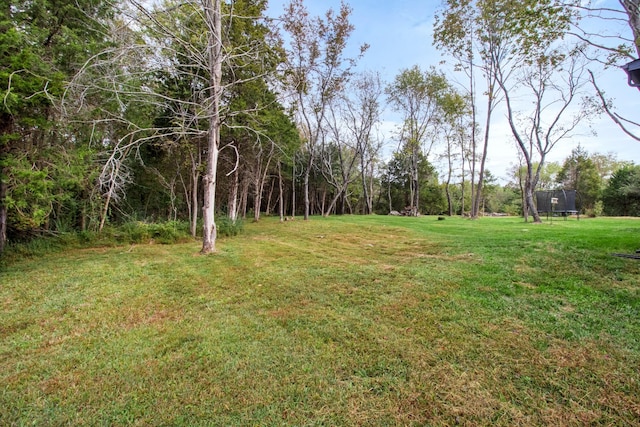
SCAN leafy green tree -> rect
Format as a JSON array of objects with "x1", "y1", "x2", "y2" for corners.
[
  {"x1": 0, "y1": 0, "x2": 113, "y2": 252},
  {"x1": 556, "y1": 146, "x2": 603, "y2": 212},
  {"x1": 377, "y1": 151, "x2": 442, "y2": 215},
  {"x1": 490, "y1": 184, "x2": 522, "y2": 215},
  {"x1": 536, "y1": 162, "x2": 562, "y2": 191},
  {"x1": 386, "y1": 66, "x2": 450, "y2": 216},
  {"x1": 602, "y1": 165, "x2": 640, "y2": 216},
  {"x1": 230, "y1": 87, "x2": 300, "y2": 222},
  {"x1": 478, "y1": 169, "x2": 499, "y2": 214},
  {"x1": 590, "y1": 152, "x2": 632, "y2": 181}
]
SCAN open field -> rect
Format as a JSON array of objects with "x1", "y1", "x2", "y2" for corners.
[{"x1": 2, "y1": 215, "x2": 640, "y2": 426}]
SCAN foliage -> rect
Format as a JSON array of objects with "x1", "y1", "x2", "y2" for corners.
[
  {"x1": 497, "y1": 184, "x2": 524, "y2": 216},
  {"x1": 281, "y1": 0, "x2": 366, "y2": 219},
  {"x1": 377, "y1": 151, "x2": 443, "y2": 214},
  {"x1": 116, "y1": 221, "x2": 190, "y2": 245},
  {"x1": 556, "y1": 146, "x2": 603, "y2": 212},
  {"x1": 216, "y1": 215, "x2": 244, "y2": 237},
  {"x1": 602, "y1": 164, "x2": 640, "y2": 216},
  {"x1": 1, "y1": 215, "x2": 248, "y2": 264},
  {"x1": 385, "y1": 66, "x2": 453, "y2": 216},
  {"x1": 0, "y1": 0, "x2": 115, "y2": 252}
]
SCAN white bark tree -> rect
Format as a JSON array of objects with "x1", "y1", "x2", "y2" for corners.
[
  {"x1": 67, "y1": 0, "x2": 279, "y2": 253},
  {"x1": 200, "y1": 0, "x2": 223, "y2": 253},
  {"x1": 498, "y1": 50, "x2": 593, "y2": 222},
  {"x1": 321, "y1": 107, "x2": 359, "y2": 216},
  {"x1": 345, "y1": 72, "x2": 384, "y2": 215},
  {"x1": 437, "y1": 89, "x2": 469, "y2": 216},
  {"x1": 281, "y1": 0, "x2": 366, "y2": 220},
  {"x1": 386, "y1": 66, "x2": 450, "y2": 216},
  {"x1": 434, "y1": 0, "x2": 503, "y2": 219}
]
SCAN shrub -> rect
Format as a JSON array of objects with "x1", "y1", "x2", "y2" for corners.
[
  {"x1": 115, "y1": 221, "x2": 193, "y2": 244},
  {"x1": 217, "y1": 216, "x2": 243, "y2": 237}
]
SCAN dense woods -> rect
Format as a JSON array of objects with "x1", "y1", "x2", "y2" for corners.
[{"x1": 1, "y1": 0, "x2": 639, "y2": 254}]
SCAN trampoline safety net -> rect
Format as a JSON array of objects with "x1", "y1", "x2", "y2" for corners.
[{"x1": 535, "y1": 190, "x2": 578, "y2": 215}]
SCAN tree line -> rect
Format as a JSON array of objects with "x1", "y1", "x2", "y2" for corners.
[{"x1": 1, "y1": 0, "x2": 639, "y2": 255}]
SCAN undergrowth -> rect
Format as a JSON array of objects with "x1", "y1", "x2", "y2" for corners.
[{"x1": 1, "y1": 217, "x2": 243, "y2": 264}]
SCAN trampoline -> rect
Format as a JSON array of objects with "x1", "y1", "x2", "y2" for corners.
[{"x1": 535, "y1": 190, "x2": 580, "y2": 220}]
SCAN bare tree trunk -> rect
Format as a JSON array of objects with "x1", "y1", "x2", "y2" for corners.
[
  {"x1": 320, "y1": 186, "x2": 327, "y2": 214},
  {"x1": 228, "y1": 168, "x2": 239, "y2": 223},
  {"x1": 460, "y1": 144, "x2": 466, "y2": 216},
  {"x1": 521, "y1": 162, "x2": 539, "y2": 223},
  {"x1": 168, "y1": 177, "x2": 177, "y2": 221},
  {"x1": 201, "y1": 135, "x2": 220, "y2": 252},
  {"x1": 291, "y1": 156, "x2": 296, "y2": 217},
  {"x1": 99, "y1": 143, "x2": 132, "y2": 232},
  {"x1": 0, "y1": 176, "x2": 7, "y2": 254},
  {"x1": 191, "y1": 172, "x2": 199, "y2": 237},
  {"x1": 470, "y1": 154, "x2": 476, "y2": 215},
  {"x1": 346, "y1": 193, "x2": 353, "y2": 214},
  {"x1": 367, "y1": 159, "x2": 375, "y2": 214},
  {"x1": 409, "y1": 146, "x2": 419, "y2": 216},
  {"x1": 201, "y1": 0, "x2": 222, "y2": 254},
  {"x1": 188, "y1": 146, "x2": 201, "y2": 237},
  {"x1": 360, "y1": 157, "x2": 371, "y2": 214},
  {"x1": 253, "y1": 148, "x2": 273, "y2": 222},
  {"x1": 523, "y1": 172, "x2": 533, "y2": 222},
  {"x1": 387, "y1": 175, "x2": 392, "y2": 213},
  {"x1": 99, "y1": 189, "x2": 113, "y2": 232},
  {"x1": 278, "y1": 162, "x2": 284, "y2": 222},
  {"x1": 178, "y1": 158, "x2": 193, "y2": 234},
  {"x1": 253, "y1": 168, "x2": 261, "y2": 222},
  {"x1": 446, "y1": 155, "x2": 453, "y2": 216},
  {"x1": 265, "y1": 177, "x2": 275, "y2": 216},
  {"x1": 469, "y1": 61, "x2": 477, "y2": 219},
  {"x1": 240, "y1": 175, "x2": 250, "y2": 219},
  {"x1": 324, "y1": 190, "x2": 342, "y2": 217},
  {"x1": 303, "y1": 153, "x2": 312, "y2": 220},
  {"x1": 471, "y1": 96, "x2": 493, "y2": 219}
]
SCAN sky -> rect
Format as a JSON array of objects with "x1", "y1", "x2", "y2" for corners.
[{"x1": 266, "y1": 0, "x2": 640, "y2": 183}]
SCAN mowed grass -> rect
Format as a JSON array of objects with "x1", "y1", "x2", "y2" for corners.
[{"x1": 1, "y1": 215, "x2": 640, "y2": 426}]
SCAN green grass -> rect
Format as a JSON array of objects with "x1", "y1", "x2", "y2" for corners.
[{"x1": 1, "y1": 215, "x2": 639, "y2": 426}]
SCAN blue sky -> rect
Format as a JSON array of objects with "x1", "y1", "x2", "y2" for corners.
[{"x1": 267, "y1": 0, "x2": 640, "y2": 182}]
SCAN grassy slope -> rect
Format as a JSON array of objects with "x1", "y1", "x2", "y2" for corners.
[{"x1": 1, "y1": 216, "x2": 639, "y2": 426}]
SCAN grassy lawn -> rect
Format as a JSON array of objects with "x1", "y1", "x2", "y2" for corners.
[{"x1": 2, "y1": 215, "x2": 640, "y2": 426}]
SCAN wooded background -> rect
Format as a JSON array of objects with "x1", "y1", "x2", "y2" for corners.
[{"x1": 1, "y1": 0, "x2": 639, "y2": 254}]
